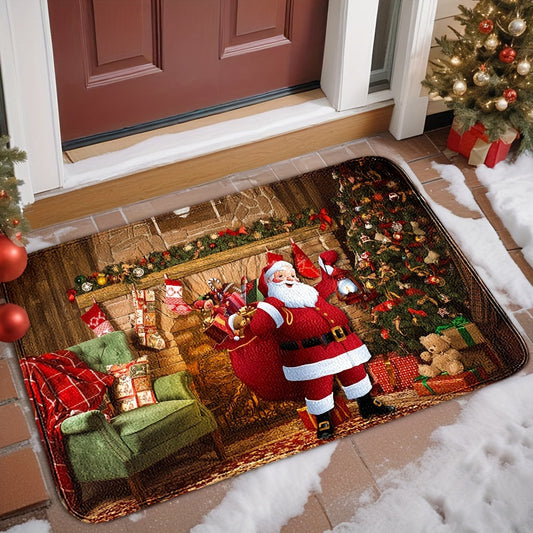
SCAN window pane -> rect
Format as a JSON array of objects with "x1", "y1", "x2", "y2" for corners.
[{"x1": 369, "y1": 0, "x2": 401, "y2": 93}]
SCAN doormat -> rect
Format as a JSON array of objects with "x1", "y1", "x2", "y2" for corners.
[{"x1": 5, "y1": 157, "x2": 528, "y2": 522}]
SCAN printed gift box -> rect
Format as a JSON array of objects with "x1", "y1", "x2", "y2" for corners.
[
  {"x1": 367, "y1": 352, "x2": 420, "y2": 394},
  {"x1": 413, "y1": 367, "x2": 489, "y2": 397},
  {"x1": 447, "y1": 120, "x2": 518, "y2": 168},
  {"x1": 436, "y1": 317, "x2": 485, "y2": 350},
  {"x1": 298, "y1": 395, "x2": 351, "y2": 431}
]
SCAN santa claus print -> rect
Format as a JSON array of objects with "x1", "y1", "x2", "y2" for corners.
[{"x1": 229, "y1": 250, "x2": 395, "y2": 440}]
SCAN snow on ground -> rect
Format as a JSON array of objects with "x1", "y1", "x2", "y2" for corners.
[
  {"x1": 6, "y1": 153, "x2": 533, "y2": 533},
  {"x1": 329, "y1": 371, "x2": 533, "y2": 533},
  {"x1": 191, "y1": 443, "x2": 337, "y2": 533}
]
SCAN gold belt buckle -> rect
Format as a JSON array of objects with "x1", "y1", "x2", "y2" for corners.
[{"x1": 331, "y1": 326, "x2": 346, "y2": 342}]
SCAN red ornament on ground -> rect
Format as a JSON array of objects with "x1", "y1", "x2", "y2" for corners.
[
  {"x1": 0, "y1": 303, "x2": 30, "y2": 342},
  {"x1": 478, "y1": 19, "x2": 494, "y2": 34},
  {"x1": 503, "y1": 88, "x2": 517, "y2": 103},
  {"x1": 0, "y1": 234, "x2": 27, "y2": 282},
  {"x1": 499, "y1": 47, "x2": 516, "y2": 64}
]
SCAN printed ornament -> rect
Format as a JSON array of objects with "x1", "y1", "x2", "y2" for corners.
[
  {"x1": 290, "y1": 238, "x2": 319, "y2": 279},
  {"x1": 164, "y1": 275, "x2": 192, "y2": 315},
  {"x1": 81, "y1": 300, "x2": 115, "y2": 337}
]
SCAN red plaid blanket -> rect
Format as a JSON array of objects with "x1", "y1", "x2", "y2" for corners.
[{"x1": 19, "y1": 350, "x2": 114, "y2": 509}]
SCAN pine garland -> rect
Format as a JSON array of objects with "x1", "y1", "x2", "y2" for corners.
[
  {"x1": 422, "y1": 0, "x2": 533, "y2": 153},
  {"x1": 72, "y1": 208, "x2": 330, "y2": 294}
]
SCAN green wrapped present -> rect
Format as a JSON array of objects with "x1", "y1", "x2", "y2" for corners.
[{"x1": 436, "y1": 317, "x2": 485, "y2": 350}]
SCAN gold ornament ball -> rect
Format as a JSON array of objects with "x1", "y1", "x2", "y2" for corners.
[
  {"x1": 473, "y1": 70, "x2": 490, "y2": 86},
  {"x1": 495, "y1": 96, "x2": 508, "y2": 111},
  {"x1": 450, "y1": 56, "x2": 461, "y2": 66},
  {"x1": 484, "y1": 35, "x2": 499, "y2": 50},
  {"x1": 517, "y1": 59, "x2": 531, "y2": 76},
  {"x1": 453, "y1": 80, "x2": 467, "y2": 95},
  {"x1": 96, "y1": 273, "x2": 107, "y2": 286},
  {"x1": 508, "y1": 18, "x2": 526, "y2": 36},
  {"x1": 527, "y1": 108, "x2": 533, "y2": 122}
]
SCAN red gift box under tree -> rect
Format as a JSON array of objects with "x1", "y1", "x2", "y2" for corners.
[
  {"x1": 367, "y1": 352, "x2": 420, "y2": 394},
  {"x1": 447, "y1": 120, "x2": 518, "y2": 168},
  {"x1": 414, "y1": 367, "x2": 489, "y2": 397}
]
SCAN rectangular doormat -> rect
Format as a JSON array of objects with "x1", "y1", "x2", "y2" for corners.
[{"x1": 4, "y1": 156, "x2": 528, "y2": 523}]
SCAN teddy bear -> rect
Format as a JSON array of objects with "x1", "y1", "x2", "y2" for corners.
[{"x1": 418, "y1": 333, "x2": 464, "y2": 377}]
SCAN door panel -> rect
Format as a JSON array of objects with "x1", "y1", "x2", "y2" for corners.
[
  {"x1": 48, "y1": 0, "x2": 328, "y2": 144},
  {"x1": 81, "y1": 0, "x2": 162, "y2": 87}
]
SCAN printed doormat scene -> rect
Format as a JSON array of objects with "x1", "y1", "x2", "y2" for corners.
[{"x1": 4, "y1": 157, "x2": 527, "y2": 523}]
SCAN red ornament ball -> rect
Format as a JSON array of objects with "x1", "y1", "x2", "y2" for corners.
[
  {"x1": 0, "y1": 234, "x2": 27, "y2": 282},
  {"x1": 499, "y1": 47, "x2": 517, "y2": 64},
  {"x1": 503, "y1": 88, "x2": 518, "y2": 103},
  {"x1": 0, "y1": 303, "x2": 30, "y2": 342},
  {"x1": 479, "y1": 19, "x2": 494, "y2": 34}
]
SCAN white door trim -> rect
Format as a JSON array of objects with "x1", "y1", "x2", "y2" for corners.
[{"x1": 0, "y1": 0, "x2": 64, "y2": 203}]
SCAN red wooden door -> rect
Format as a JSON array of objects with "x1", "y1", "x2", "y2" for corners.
[{"x1": 48, "y1": 0, "x2": 329, "y2": 145}]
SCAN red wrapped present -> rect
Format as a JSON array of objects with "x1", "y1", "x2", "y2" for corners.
[
  {"x1": 413, "y1": 367, "x2": 489, "y2": 396},
  {"x1": 297, "y1": 395, "x2": 351, "y2": 431},
  {"x1": 203, "y1": 313, "x2": 233, "y2": 343},
  {"x1": 447, "y1": 120, "x2": 518, "y2": 168},
  {"x1": 367, "y1": 352, "x2": 419, "y2": 394}
]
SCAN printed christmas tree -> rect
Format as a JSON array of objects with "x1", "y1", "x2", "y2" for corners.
[
  {"x1": 332, "y1": 166, "x2": 470, "y2": 356},
  {"x1": 422, "y1": 0, "x2": 533, "y2": 153}
]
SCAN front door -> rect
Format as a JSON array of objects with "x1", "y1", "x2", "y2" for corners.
[{"x1": 48, "y1": 0, "x2": 329, "y2": 146}]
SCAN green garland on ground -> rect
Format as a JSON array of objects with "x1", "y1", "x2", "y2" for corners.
[{"x1": 72, "y1": 208, "x2": 329, "y2": 295}]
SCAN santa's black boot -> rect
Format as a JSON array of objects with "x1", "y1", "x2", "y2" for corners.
[
  {"x1": 315, "y1": 410, "x2": 335, "y2": 440},
  {"x1": 356, "y1": 393, "x2": 395, "y2": 419}
]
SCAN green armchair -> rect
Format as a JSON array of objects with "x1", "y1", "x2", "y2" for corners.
[{"x1": 61, "y1": 331, "x2": 225, "y2": 501}]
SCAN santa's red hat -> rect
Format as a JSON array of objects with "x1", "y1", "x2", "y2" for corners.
[{"x1": 258, "y1": 251, "x2": 292, "y2": 297}]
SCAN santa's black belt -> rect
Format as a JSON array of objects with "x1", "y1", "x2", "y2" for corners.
[{"x1": 279, "y1": 326, "x2": 350, "y2": 350}]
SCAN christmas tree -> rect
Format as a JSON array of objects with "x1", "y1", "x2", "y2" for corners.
[
  {"x1": 332, "y1": 163, "x2": 471, "y2": 356},
  {"x1": 422, "y1": 0, "x2": 533, "y2": 153},
  {"x1": 0, "y1": 136, "x2": 30, "y2": 242}
]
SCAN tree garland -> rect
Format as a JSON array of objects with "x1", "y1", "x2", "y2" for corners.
[{"x1": 71, "y1": 208, "x2": 331, "y2": 295}]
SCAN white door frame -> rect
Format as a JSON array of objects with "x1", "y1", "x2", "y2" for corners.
[{"x1": 0, "y1": 0, "x2": 436, "y2": 203}]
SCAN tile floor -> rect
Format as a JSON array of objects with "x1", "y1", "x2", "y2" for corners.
[{"x1": 4, "y1": 128, "x2": 533, "y2": 532}]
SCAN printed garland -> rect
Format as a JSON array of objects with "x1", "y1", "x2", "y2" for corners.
[{"x1": 71, "y1": 209, "x2": 331, "y2": 296}]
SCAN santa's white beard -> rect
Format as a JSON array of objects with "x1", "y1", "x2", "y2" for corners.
[{"x1": 267, "y1": 280, "x2": 318, "y2": 308}]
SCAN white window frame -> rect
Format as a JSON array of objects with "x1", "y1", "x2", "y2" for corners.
[{"x1": 0, "y1": 0, "x2": 437, "y2": 203}]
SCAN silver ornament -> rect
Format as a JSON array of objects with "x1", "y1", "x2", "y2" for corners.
[
  {"x1": 132, "y1": 267, "x2": 145, "y2": 278},
  {"x1": 453, "y1": 79, "x2": 467, "y2": 95},
  {"x1": 517, "y1": 59, "x2": 531, "y2": 76},
  {"x1": 473, "y1": 70, "x2": 490, "y2": 86},
  {"x1": 508, "y1": 17, "x2": 526, "y2": 36},
  {"x1": 81, "y1": 281, "x2": 94, "y2": 292},
  {"x1": 484, "y1": 35, "x2": 499, "y2": 50},
  {"x1": 495, "y1": 96, "x2": 508, "y2": 111}
]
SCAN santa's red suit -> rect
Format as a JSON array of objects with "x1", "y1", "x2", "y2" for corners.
[{"x1": 241, "y1": 259, "x2": 373, "y2": 416}]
